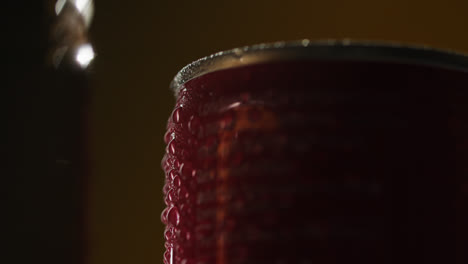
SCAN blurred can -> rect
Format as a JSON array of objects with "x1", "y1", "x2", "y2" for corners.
[
  {"x1": 7, "y1": 1, "x2": 95, "y2": 263},
  {"x1": 162, "y1": 41, "x2": 468, "y2": 264}
]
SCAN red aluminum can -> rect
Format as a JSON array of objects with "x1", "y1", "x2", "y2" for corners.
[{"x1": 162, "y1": 41, "x2": 468, "y2": 264}]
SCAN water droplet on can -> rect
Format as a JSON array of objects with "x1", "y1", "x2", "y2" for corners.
[
  {"x1": 179, "y1": 162, "x2": 195, "y2": 179},
  {"x1": 167, "y1": 139, "x2": 177, "y2": 155},
  {"x1": 172, "y1": 107, "x2": 183, "y2": 123},
  {"x1": 169, "y1": 169, "x2": 178, "y2": 180},
  {"x1": 164, "y1": 130, "x2": 174, "y2": 144},
  {"x1": 164, "y1": 250, "x2": 171, "y2": 263},
  {"x1": 188, "y1": 116, "x2": 201, "y2": 135},
  {"x1": 167, "y1": 189, "x2": 177, "y2": 203},
  {"x1": 161, "y1": 155, "x2": 169, "y2": 170},
  {"x1": 167, "y1": 206, "x2": 181, "y2": 226},
  {"x1": 164, "y1": 241, "x2": 172, "y2": 249},
  {"x1": 172, "y1": 176, "x2": 182, "y2": 187},
  {"x1": 164, "y1": 227, "x2": 174, "y2": 241},
  {"x1": 161, "y1": 207, "x2": 169, "y2": 224},
  {"x1": 178, "y1": 186, "x2": 189, "y2": 200},
  {"x1": 174, "y1": 160, "x2": 181, "y2": 170},
  {"x1": 163, "y1": 184, "x2": 170, "y2": 194}
]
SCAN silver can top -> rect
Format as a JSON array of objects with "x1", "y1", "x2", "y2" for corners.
[{"x1": 171, "y1": 40, "x2": 468, "y2": 95}]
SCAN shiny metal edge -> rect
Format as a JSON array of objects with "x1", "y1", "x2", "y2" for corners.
[{"x1": 171, "y1": 40, "x2": 468, "y2": 94}]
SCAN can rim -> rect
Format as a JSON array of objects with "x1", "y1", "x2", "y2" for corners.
[{"x1": 171, "y1": 39, "x2": 468, "y2": 94}]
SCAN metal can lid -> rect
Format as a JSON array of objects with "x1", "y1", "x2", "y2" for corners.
[{"x1": 171, "y1": 40, "x2": 468, "y2": 95}]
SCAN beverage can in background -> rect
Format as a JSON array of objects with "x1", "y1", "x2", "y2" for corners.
[{"x1": 6, "y1": 1, "x2": 95, "y2": 263}]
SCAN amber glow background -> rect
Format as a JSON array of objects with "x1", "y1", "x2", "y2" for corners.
[{"x1": 89, "y1": 0, "x2": 468, "y2": 263}]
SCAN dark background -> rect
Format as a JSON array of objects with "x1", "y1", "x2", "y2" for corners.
[{"x1": 80, "y1": 0, "x2": 468, "y2": 263}]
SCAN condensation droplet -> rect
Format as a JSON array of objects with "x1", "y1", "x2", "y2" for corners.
[
  {"x1": 175, "y1": 245, "x2": 184, "y2": 259},
  {"x1": 181, "y1": 259, "x2": 195, "y2": 264},
  {"x1": 180, "y1": 149, "x2": 189, "y2": 160},
  {"x1": 191, "y1": 169, "x2": 198, "y2": 179},
  {"x1": 188, "y1": 115, "x2": 201, "y2": 135},
  {"x1": 185, "y1": 231, "x2": 192, "y2": 241},
  {"x1": 169, "y1": 169, "x2": 178, "y2": 180},
  {"x1": 163, "y1": 184, "x2": 170, "y2": 194},
  {"x1": 173, "y1": 176, "x2": 182, "y2": 187},
  {"x1": 165, "y1": 241, "x2": 173, "y2": 249},
  {"x1": 179, "y1": 203, "x2": 189, "y2": 217},
  {"x1": 167, "y1": 206, "x2": 181, "y2": 226},
  {"x1": 179, "y1": 162, "x2": 195, "y2": 179},
  {"x1": 161, "y1": 158, "x2": 167, "y2": 171},
  {"x1": 187, "y1": 137, "x2": 196, "y2": 146},
  {"x1": 164, "y1": 250, "x2": 171, "y2": 263},
  {"x1": 232, "y1": 48, "x2": 243, "y2": 58},
  {"x1": 167, "y1": 189, "x2": 177, "y2": 204},
  {"x1": 167, "y1": 139, "x2": 177, "y2": 155},
  {"x1": 178, "y1": 186, "x2": 189, "y2": 200},
  {"x1": 172, "y1": 107, "x2": 183, "y2": 123},
  {"x1": 164, "y1": 130, "x2": 174, "y2": 144},
  {"x1": 164, "y1": 227, "x2": 174, "y2": 241},
  {"x1": 161, "y1": 207, "x2": 169, "y2": 224},
  {"x1": 174, "y1": 159, "x2": 181, "y2": 170}
]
